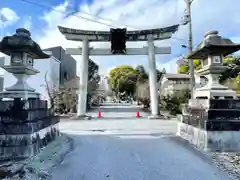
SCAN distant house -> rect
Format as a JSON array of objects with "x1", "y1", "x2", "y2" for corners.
[
  {"x1": 159, "y1": 73, "x2": 210, "y2": 96},
  {"x1": 159, "y1": 73, "x2": 191, "y2": 96},
  {"x1": 44, "y1": 46, "x2": 99, "y2": 92},
  {"x1": 43, "y1": 46, "x2": 77, "y2": 89}
]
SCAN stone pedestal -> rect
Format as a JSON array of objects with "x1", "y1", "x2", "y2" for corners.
[
  {"x1": 177, "y1": 99, "x2": 240, "y2": 151},
  {"x1": 0, "y1": 65, "x2": 40, "y2": 99},
  {"x1": 177, "y1": 30, "x2": 240, "y2": 152},
  {"x1": 0, "y1": 99, "x2": 60, "y2": 161},
  {"x1": 178, "y1": 98, "x2": 240, "y2": 152}
]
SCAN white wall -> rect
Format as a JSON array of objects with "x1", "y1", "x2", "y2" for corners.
[
  {"x1": 160, "y1": 77, "x2": 191, "y2": 96},
  {"x1": 2, "y1": 52, "x2": 60, "y2": 100}
]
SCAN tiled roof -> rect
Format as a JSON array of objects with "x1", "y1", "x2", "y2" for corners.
[{"x1": 163, "y1": 73, "x2": 190, "y2": 79}]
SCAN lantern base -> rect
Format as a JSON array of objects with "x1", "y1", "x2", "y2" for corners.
[{"x1": 0, "y1": 91, "x2": 40, "y2": 99}]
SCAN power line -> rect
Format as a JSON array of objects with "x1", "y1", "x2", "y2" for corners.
[
  {"x1": 19, "y1": 0, "x2": 119, "y2": 28},
  {"x1": 19, "y1": 0, "x2": 145, "y2": 30},
  {"x1": 64, "y1": 0, "x2": 141, "y2": 30},
  {"x1": 19, "y1": 0, "x2": 186, "y2": 42}
]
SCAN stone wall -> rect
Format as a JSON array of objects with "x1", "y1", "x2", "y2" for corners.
[
  {"x1": 177, "y1": 121, "x2": 208, "y2": 151},
  {"x1": 177, "y1": 121, "x2": 240, "y2": 152},
  {"x1": 177, "y1": 110, "x2": 240, "y2": 152},
  {"x1": 0, "y1": 98, "x2": 60, "y2": 161},
  {"x1": 180, "y1": 99, "x2": 240, "y2": 131}
]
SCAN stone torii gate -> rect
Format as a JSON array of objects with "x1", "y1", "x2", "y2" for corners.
[{"x1": 58, "y1": 25, "x2": 179, "y2": 119}]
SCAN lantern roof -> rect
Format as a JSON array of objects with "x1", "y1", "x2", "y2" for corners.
[
  {"x1": 186, "y1": 30, "x2": 240, "y2": 59},
  {"x1": 0, "y1": 28, "x2": 50, "y2": 59}
]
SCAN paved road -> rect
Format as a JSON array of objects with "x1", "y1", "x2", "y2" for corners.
[
  {"x1": 50, "y1": 104, "x2": 232, "y2": 180},
  {"x1": 88, "y1": 102, "x2": 150, "y2": 119}
]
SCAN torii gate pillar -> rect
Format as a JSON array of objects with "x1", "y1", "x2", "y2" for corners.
[
  {"x1": 77, "y1": 38, "x2": 89, "y2": 118},
  {"x1": 147, "y1": 35, "x2": 161, "y2": 118}
]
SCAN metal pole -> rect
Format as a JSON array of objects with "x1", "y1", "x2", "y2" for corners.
[{"x1": 184, "y1": 0, "x2": 195, "y2": 98}]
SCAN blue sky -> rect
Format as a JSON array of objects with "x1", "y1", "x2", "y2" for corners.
[{"x1": 0, "y1": 0, "x2": 240, "y2": 75}]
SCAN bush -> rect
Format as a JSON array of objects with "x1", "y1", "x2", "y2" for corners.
[
  {"x1": 135, "y1": 82, "x2": 150, "y2": 108},
  {"x1": 160, "y1": 89, "x2": 190, "y2": 115}
]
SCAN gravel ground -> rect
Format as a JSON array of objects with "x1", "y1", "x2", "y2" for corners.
[
  {"x1": 208, "y1": 152, "x2": 240, "y2": 180},
  {"x1": 2, "y1": 134, "x2": 73, "y2": 180},
  {"x1": 176, "y1": 139, "x2": 240, "y2": 180}
]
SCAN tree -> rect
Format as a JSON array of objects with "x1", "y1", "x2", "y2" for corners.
[
  {"x1": 87, "y1": 59, "x2": 101, "y2": 108},
  {"x1": 156, "y1": 68, "x2": 166, "y2": 82},
  {"x1": 57, "y1": 88, "x2": 77, "y2": 113},
  {"x1": 44, "y1": 72, "x2": 58, "y2": 114},
  {"x1": 135, "y1": 65, "x2": 148, "y2": 82},
  {"x1": 135, "y1": 82, "x2": 150, "y2": 107},
  {"x1": 177, "y1": 59, "x2": 201, "y2": 74},
  {"x1": 219, "y1": 56, "x2": 240, "y2": 83},
  {"x1": 44, "y1": 75, "x2": 77, "y2": 114},
  {"x1": 135, "y1": 65, "x2": 165, "y2": 82},
  {"x1": 88, "y1": 59, "x2": 99, "y2": 81},
  {"x1": 109, "y1": 65, "x2": 139, "y2": 96}
]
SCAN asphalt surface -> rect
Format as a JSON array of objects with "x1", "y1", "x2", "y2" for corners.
[{"x1": 50, "y1": 103, "x2": 232, "y2": 180}]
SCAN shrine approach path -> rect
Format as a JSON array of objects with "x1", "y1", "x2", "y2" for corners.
[{"x1": 50, "y1": 103, "x2": 232, "y2": 180}]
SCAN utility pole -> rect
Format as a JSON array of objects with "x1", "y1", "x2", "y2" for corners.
[{"x1": 183, "y1": 0, "x2": 195, "y2": 98}]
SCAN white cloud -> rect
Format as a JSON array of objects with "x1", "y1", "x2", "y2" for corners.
[
  {"x1": 0, "y1": 8, "x2": 19, "y2": 42},
  {"x1": 36, "y1": 0, "x2": 240, "y2": 75},
  {"x1": 0, "y1": 7, "x2": 19, "y2": 25}
]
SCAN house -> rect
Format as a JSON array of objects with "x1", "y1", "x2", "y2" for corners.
[
  {"x1": 160, "y1": 73, "x2": 191, "y2": 96},
  {"x1": 44, "y1": 46, "x2": 99, "y2": 92},
  {"x1": 159, "y1": 73, "x2": 209, "y2": 96},
  {"x1": 43, "y1": 46, "x2": 77, "y2": 89}
]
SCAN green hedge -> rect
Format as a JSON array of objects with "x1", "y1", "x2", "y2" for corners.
[{"x1": 160, "y1": 89, "x2": 190, "y2": 115}]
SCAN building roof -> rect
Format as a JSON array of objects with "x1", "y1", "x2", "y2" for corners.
[{"x1": 163, "y1": 73, "x2": 190, "y2": 79}]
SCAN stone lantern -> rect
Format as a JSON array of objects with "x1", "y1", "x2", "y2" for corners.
[
  {"x1": 0, "y1": 28, "x2": 50, "y2": 99},
  {"x1": 177, "y1": 30, "x2": 240, "y2": 152},
  {"x1": 0, "y1": 29, "x2": 59, "y2": 161},
  {"x1": 187, "y1": 30, "x2": 239, "y2": 99}
]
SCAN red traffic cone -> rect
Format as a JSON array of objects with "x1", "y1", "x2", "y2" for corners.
[
  {"x1": 136, "y1": 111, "x2": 141, "y2": 118},
  {"x1": 98, "y1": 108, "x2": 102, "y2": 118}
]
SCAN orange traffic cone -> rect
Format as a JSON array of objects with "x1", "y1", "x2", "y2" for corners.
[
  {"x1": 136, "y1": 111, "x2": 141, "y2": 118},
  {"x1": 98, "y1": 108, "x2": 102, "y2": 118}
]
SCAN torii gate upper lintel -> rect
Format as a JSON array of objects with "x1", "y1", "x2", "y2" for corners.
[{"x1": 58, "y1": 25, "x2": 179, "y2": 119}]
